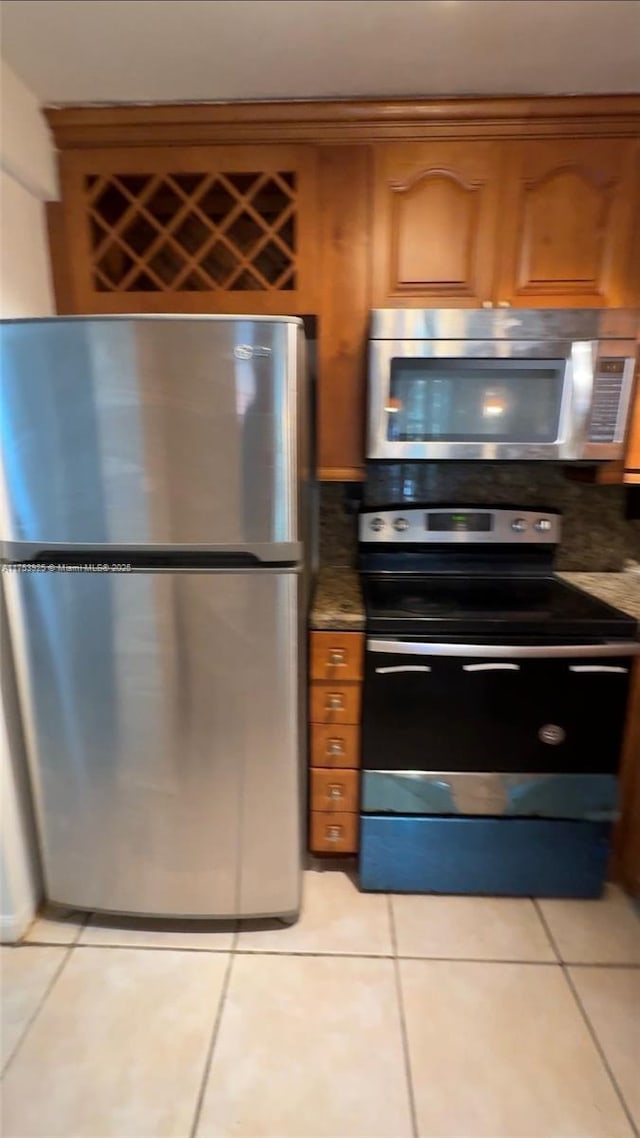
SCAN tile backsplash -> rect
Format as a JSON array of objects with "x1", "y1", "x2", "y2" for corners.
[{"x1": 320, "y1": 466, "x2": 640, "y2": 571}]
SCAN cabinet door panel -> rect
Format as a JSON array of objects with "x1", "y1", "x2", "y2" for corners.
[
  {"x1": 309, "y1": 811, "x2": 358, "y2": 854},
  {"x1": 372, "y1": 142, "x2": 503, "y2": 307},
  {"x1": 310, "y1": 631, "x2": 364, "y2": 682},
  {"x1": 58, "y1": 145, "x2": 318, "y2": 315},
  {"x1": 497, "y1": 139, "x2": 638, "y2": 307}
]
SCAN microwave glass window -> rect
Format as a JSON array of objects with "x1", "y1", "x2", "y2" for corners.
[{"x1": 387, "y1": 358, "x2": 565, "y2": 443}]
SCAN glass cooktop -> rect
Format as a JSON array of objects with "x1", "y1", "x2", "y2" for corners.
[{"x1": 363, "y1": 574, "x2": 637, "y2": 641}]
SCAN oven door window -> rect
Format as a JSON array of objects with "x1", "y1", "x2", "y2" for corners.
[{"x1": 387, "y1": 358, "x2": 565, "y2": 443}]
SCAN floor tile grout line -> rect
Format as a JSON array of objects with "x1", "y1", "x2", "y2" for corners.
[
  {"x1": 9, "y1": 940, "x2": 235, "y2": 953},
  {"x1": 531, "y1": 898, "x2": 561, "y2": 963},
  {"x1": 563, "y1": 965, "x2": 639, "y2": 1138},
  {"x1": 387, "y1": 895, "x2": 420, "y2": 1138},
  {"x1": 533, "y1": 901, "x2": 639, "y2": 1136},
  {"x1": 1, "y1": 941, "x2": 74, "y2": 1079},
  {"x1": 73, "y1": 910, "x2": 91, "y2": 946},
  {"x1": 188, "y1": 951, "x2": 235, "y2": 1138},
  {"x1": 13, "y1": 940, "x2": 640, "y2": 965}
]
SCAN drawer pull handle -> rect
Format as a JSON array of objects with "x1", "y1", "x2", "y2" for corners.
[
  {"x1": 376, "y1": 665, "x2": 431, "y2": 674},
  {"x1": 326, "y1": 825, "x2": 343, "y2": 842},
  {"x1": 326, "y1": 694, "x2": 344, "y2": 710},
  {"x1": 569, "y1": 665, "x2": 628, "y2": 674},
  {"x1": 327, "y1": 738, "x2": 345, "y2": 755},
  {"x1": 463, "y1": 664, "x2": 520, "y2": 672},
  {"x1": 328, "y1": 784, "x2": 344, "y2": 800},
  {"x1": 329, "y1": 650, "x2": 346, "y2": 665}
]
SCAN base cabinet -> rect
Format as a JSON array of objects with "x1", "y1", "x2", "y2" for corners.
[{"x1": 309, "y1": 631, "x2": 363, "y2": 854}]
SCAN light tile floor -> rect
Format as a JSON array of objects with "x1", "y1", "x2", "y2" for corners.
[{"x1": 1, "y1": 868, "x2": 639, "y2": 1138}]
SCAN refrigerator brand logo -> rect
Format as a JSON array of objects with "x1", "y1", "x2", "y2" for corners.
[{"x1": 233, "y1": 345, "x2": 272, "y2": 360}]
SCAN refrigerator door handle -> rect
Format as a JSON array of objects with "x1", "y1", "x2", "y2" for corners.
[{"x1": 1, "y1": 541, "x2": 303, "y2": 565}]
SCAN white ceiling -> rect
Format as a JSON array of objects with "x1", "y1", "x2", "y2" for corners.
[{"x1": 1, "y1": 0, "x2": 639, "y2": 105}]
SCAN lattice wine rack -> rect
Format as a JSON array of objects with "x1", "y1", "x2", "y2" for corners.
[{"x1": 85, "y1": 170, "x2": 298, "y2": 293}]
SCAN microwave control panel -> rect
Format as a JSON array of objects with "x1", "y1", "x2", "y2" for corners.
[{"x1": 588, "y1": 357, "x2": 634, "y2": 444}]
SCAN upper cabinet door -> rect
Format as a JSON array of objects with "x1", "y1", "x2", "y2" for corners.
[
  {"x1": 372, "y1": 142, "x2": 503, "y2": 307},
  {"x1": 496, "y1": 139, "x2": 639, "y2": 308},
  {"x1": 58, "y1": 145, "x2": 318, "y2": 315}
]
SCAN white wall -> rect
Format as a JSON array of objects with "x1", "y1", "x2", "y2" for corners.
[
  {"x1": 1, "y1": 59, "x2": 57, "y2": 940},
  {"x1": 0, "y1": 171, "x2": 55, "y2": 317},
  {"x1": 1, "y1": 59, "x2": 57, "y2": 200}
]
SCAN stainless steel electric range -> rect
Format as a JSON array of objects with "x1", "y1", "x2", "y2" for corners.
[{"x1": 358, "y1": 506, "x2": 640, "y2": 897}]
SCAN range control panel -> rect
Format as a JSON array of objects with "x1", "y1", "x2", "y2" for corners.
[{"x1": 359, "y1": 507, "x2": 561, "y2": 545}]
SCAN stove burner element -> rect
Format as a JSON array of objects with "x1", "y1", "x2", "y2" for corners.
[{"x1": 358, "y1": 506, "x2": 638, "y2": 642}]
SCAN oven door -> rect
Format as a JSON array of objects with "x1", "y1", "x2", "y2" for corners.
[
  {"x1": 363, "y1": 640, "x2": 637, "y2": 776},
  {"x1": 367, "y1": 339, "x2": 593, "y2": 461}
]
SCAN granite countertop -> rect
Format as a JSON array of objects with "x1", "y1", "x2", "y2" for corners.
[
  {"x1": 310, "y1": 567, "x2": 640, "y2": 633},
  {"x1": 559, "y1": 570, "x2": 640, "y2": 627},
  {"x1": 310, "y1": 568, "x2": 365, "y2": 630}
]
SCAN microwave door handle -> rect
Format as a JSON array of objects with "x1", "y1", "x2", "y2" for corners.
[{"x1": 367, "y1": 640, "x2": 640, "y2": 659}]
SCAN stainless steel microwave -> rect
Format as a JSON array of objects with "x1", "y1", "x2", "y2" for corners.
[{"x1": 367, "y1": 309, "x2": 639, "y2": 462}]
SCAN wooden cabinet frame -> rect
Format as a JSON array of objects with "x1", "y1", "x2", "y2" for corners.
[
  {"x1": 56, "y1": 144, "x2": 319, "y2": 315},
  {"x1": 46, "y1": 96, "x2": 640, "y2": 480},
  {"x1": 46, "y1": 96, "x2": 640, "y2": 148}
]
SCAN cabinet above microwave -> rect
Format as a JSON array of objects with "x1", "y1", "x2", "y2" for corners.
[{"x1": 367, "y1": 309, "x2": 639, "y2": 463}]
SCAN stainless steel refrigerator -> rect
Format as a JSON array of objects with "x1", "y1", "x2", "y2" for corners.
[{"x1": 1, "y1": 315, "x2": 310, "y2": 919}]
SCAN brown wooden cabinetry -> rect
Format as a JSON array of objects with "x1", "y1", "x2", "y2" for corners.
[
  {"x1": 56, "y1": 144, "x2": 318, "y2": 314},
  {"x1": 46, "y1": 97, "x2": 640, "y2": 478},
  {"x1": 309, "y1": 812, "x2": 359, "y2": 854},
  {"x1": 372, "y1": 141, "x2": 503, "y2": 307},
  {"x1": 496, "y1": 139, "x2": 640, "y2": 308},
  {"x1": 373, "y1": 137, "x2": 640, "y2": 311},
  {"x1": 309, "y1": 630, "x2": 363, "y2": 855},
  {"x1": 310, "y1": 724, "x2": 361, "y2": 768},
  {"x1": 310, "y1": 768, "x2": 359, "y2": 812},
  {"x1": 316, "y1": 147, "x2": 370, "y2": 480},
  {"x1": 310, "y1": 630, "x2": 365, "y2": 682}
]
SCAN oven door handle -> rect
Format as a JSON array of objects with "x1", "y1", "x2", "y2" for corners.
[{"x1": 367, "y1": 639, "x2": 640, "y2": 659}]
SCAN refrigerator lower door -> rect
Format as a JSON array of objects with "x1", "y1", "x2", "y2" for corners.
[{"x1": 6, "y1": 567, "x2": 302, "y2": 918}]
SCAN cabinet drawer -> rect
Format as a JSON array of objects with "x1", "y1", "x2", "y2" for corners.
[
  {"x1": 311, "y1": 768, "x2": 359, "y2": 812},
  {"x1": 310, "y1": 681, "x2": 362, "y2": 725},
  {"x1": 310, "y1": 811, "x2": 359, "y2": 854},
  {"x1": 310, "y1": 724, "x2": 361, "y2": 768},
  {"x1": 310, "y1": 631, "x2": 364, "y2": 681}
]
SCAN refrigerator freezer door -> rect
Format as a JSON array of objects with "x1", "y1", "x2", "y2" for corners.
[
  {"x1": 1, "y1": 317, "x2": 301, "y2": 549},
  {"x1": 6, "y1": 567, "x2": 302, "y2": 918}
]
